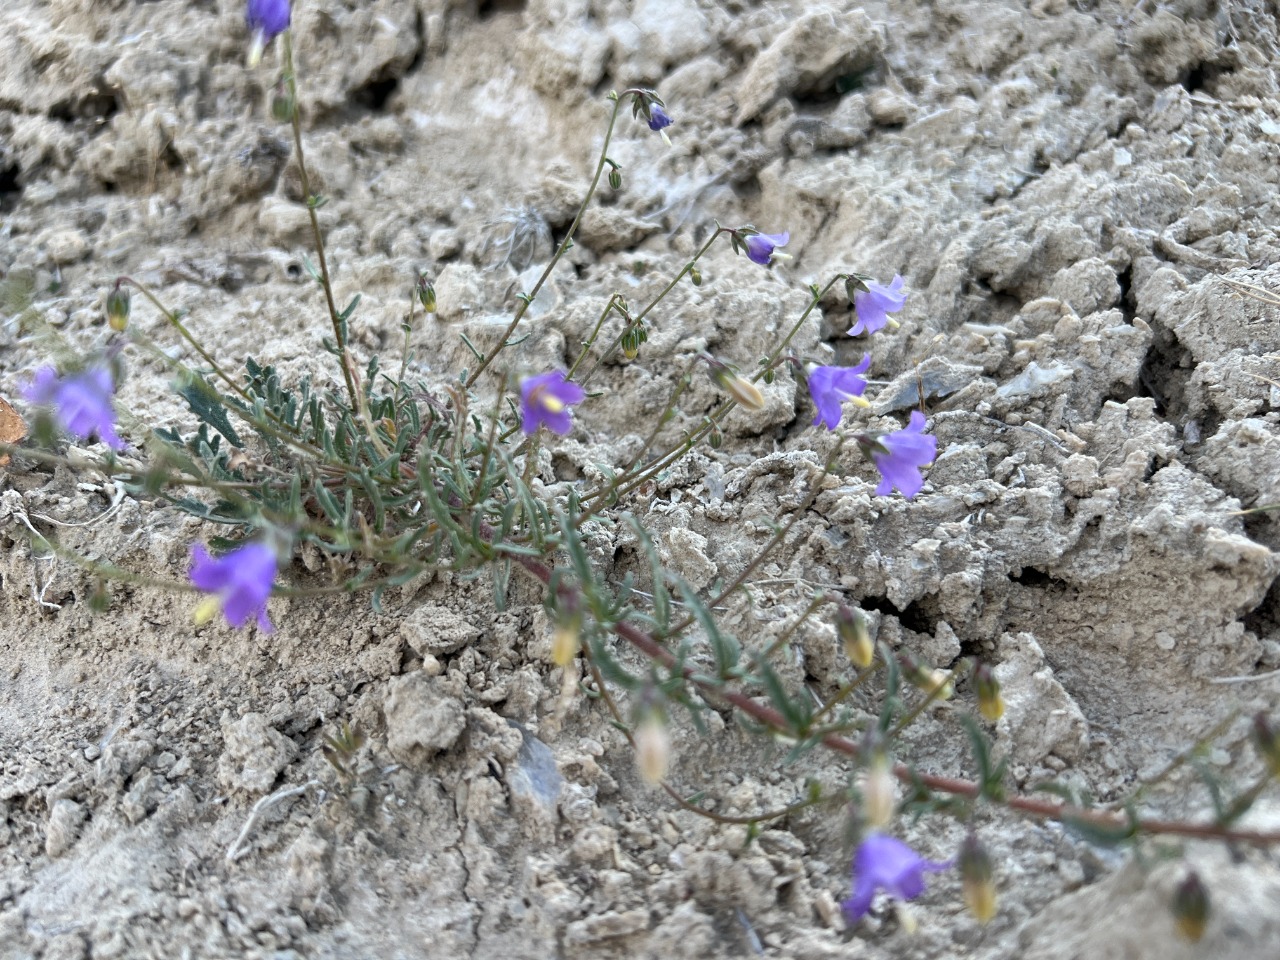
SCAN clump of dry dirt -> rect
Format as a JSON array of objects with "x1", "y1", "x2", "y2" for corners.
[{"x1": 3, "y1": 1, "x2": 1280, "y2": 958}]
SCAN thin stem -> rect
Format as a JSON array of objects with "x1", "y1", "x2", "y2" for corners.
[
  {"x1": 514, "y1": 556, "x2": 1280, "y2": 845},
  {"x1": 122, "y1": 278, "x2": 257, "y2": 411},
  {"x1": 757, "y1": 593, "x2": 829, "y2": 661},
  {"x1": 398, "y1": 293, "x2": 418, "y2": 389},
  {"x1": 754, "y1": 275, "x2": 846, "y2": 382},
  {"x1": 576, "y1": 229, "x2": 726, "y2": 390},
  {"x1": 1104, "y1": 711, "x2": 1239, "y2": 812},
  {"x1": 617, "y1": 360, "x2": 698, "y2": 477},
  {"x1": 566, "y1": 294, "x2": 625, "y2": 380},
  {"x1": 888, "y1": 659, "x2": 966, "y2": 738},
  {"x1": 283, "y1": 31, "x2": 359, "y2": 410},
  {"x1": 810, "y1": 663, "x2": 884, "y2": 724},
  {"x1": 465, "y1": 93, "x2": 630, "y2": 389},
  {"x1": 580, "y1": 648, "x2": 817, "y2": 826},
  {"x1": 665, "y1": 451, "x2": 836, "y2": 638}
]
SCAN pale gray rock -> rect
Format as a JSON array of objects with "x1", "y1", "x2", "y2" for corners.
[
  {"x1": 217, "y1": 712, "x2": 298, "y2": 795},
  {"x1": 383, "y1": 673, "x2": 466, "y2": 764}
]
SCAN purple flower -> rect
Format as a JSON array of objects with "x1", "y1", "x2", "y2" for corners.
[
  {"x1": 744, "y1": 231, "x2": 789, "y2": 266},
  {"x1": 808, "y1": 355, "x2": 871, "y2": 430},
  {"x1": 849, "y1": 275, "x2": 907, "y2": 336},
  {"x1": 648, "y1": 103, "x2": 673, "y2": 132},
  {"x1": 23, "y1": 366, "x2": 125, "y2": 451},
  {"x1": 190, "y1": 542, "x2": 278, "y2": 632},
  {"x1": 520, "y1": 371, "x2": 586, "y2": 436},
  {"x1": 842, "y1": 834, "x2": 951, "y2": 926},
  {"x1": 247, "y1": 0, "x2": 291, "y2": 41},
  {"x1": 867, "y1": 410, "x2": 937, "y2": 498},
  {"x1": 246, "y1": 0, "x2": 290, "y2": 64}
]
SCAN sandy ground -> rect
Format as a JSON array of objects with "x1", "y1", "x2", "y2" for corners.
[{"x1": 3, "y1": 0, "x2": 1280, "y2": 957}]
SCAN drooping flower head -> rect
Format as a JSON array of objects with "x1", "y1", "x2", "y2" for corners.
[
  {"x1": 808, "y1": 355, "x2": 871, "y2": 430},
  {"x1": 848, "y1": 274, "x2": 907, "y2": 336},
  {"x1": 859, "y1": 410, "x2": 937, "y2": 498},
  {"x1": 704, "y1": 356, "x2": 765, "y2": 411},
  {"x1": 743, "y1": 231, "x2": 789, "y2": 266},
  {"x1": 628, "y1": 90, "x2": 674, "y2": 140},
  {"x1": 23, "y1": 365, "x2": 125, "y2": 451},
  {"x1": 246, "y1": 0, "x2": 291, "y2": 66},
  {"x1": 647, "y1": 103, "x2": 673, "y2": 132},
  {"x1": 190, "y1": 541, "x2": 279, "y2": 632},
  {"x1": 520, "y1": 371, "x2": 586, "y2": 436},
  {"x1": 842, "y1": 834, "x2": 951, "y2": 926}
]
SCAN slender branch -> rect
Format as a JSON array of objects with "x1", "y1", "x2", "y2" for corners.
[
  {"x1": 514, "y1": 555, "x2": 1280, "y2": 846},
  {"x1": 576, "y1": 229, "x2": 727, "y2": 390},
  {"x1": 283, "y1": 31, "x2": 359, "y2": 410},
  {"x1": 465, "y1": 93, "x2": 633, "y2": 389}
]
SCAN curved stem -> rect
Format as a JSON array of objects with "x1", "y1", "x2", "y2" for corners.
[
  {"x1": 514, "y1": 555, "x2": 1280, "y2": 846},
  {"x1": 664, "y1": 452, "x2": 836, "y2": 638},
  {"x1": 755, "y1": 275, "x2": 846, "y2": 381},
  {"x1": 566, "y1": 294, "x2": 625, "y2": 380},
  {"x1": 576, "y1": 229, "x2": 726, "y2": 390},
  {"x1": 465, "y1": 94, "x2": 627, "y2": 389},
  {"x1": 283, "y1": 31, "x2": 360, "y2": 410}
]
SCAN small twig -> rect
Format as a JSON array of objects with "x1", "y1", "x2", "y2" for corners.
[
  {"x1": 226, "y1": 780, "x2": 323, "y2": 864},
  {"x1": 1210, "y1": 668, "x2": 1280, "y2": 685}
]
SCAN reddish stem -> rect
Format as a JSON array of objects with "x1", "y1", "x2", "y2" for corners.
[{"x1": 517, "y1": 556, "x2": 1280, "y2": 846}]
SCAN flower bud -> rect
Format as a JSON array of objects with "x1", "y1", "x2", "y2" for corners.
[
  {"x1": 706, "y1": 357, "x2": 765, "y2": 411},
  {"x1": 608, "y1": 168, "x2": 623, "y2": 190},
  {"x1": 270, "y1": 82, "x2": 296, "y2": 123},
  {"x1": 634, "y1": 712, "x2": 670, "y2": 785},
  {"x1": 194, "y1": 596, "x2": 222, "y2": 627},
  {"x1": 689, "y1": 265, "x2": 702, "y2": 286},
  {"x1": 105, "y1": 282, "x2": 130, "y2": 332},
  {"x1": 1171, "y1": 871, "x2": 1209, "y2": 943},
  {"x1": 837, "y1": 604, "x2": 873, "y2": 669},
  {"x1": 727, "y1": 375, "x2": 764, "y2": 410},
  {"x1": 762, "y1": 367, "x2": 775, "y2": 385},
  {"x1": 903, "y1": 655, "x2": 954, "y2": 700},
  {"x1": 1254, "y1": 712, "x2": 1280, "y2": 778},
  {"x1": 416, "y1": 274, "x2": 437, "y2": 313},
  {"x1": 974, "y1": 662, "x2": 1005, "y2": 723},
  {"x1": 551, "y1": 622, "x2": 580, "y2": 667},
  {"x1": 620, "y1": 322, "x2": 647, "y2": 361},
  {"x1": 707, "y1": 425, "x2": 723, "y2": 449},
  {"x1": 861, "y1": 751, "x2": 895, "y2": 829},
  {"x1": 959, "y1": 834, "x2": 997, "y2": 924}
]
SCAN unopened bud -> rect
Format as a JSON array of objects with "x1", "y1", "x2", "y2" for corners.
[
  {"x1": 608, "y1": 168, "x2": 623, "y2": 190},
  {"x1": 717, "y1": 374, "x2": 764, "y2": 411},
  {"x1": 974, "y1": 662, "x2": 1005, "y2": 723},
  {"x1": 959, "y1": 834, "x2": 997, "y2": 924},
  {"x1": 1254, "y1": 712, "x2": 1280, "y2": 778},
  {"x1": 706, "y1": 357, "x2": 766, "y2": 411},
  {"x1": 689, "y1": 265, "x2": 702, "y2": 286},
  {"x1": 904, "y1": 656, "x2": 954, "y2": 700},
  {"x1": 762, "y1": 367, "x2": 775, "y2": 385},
  {"x1": 708, "y1": 425, "x2": 723, "y2": 449},
  {"x1": 416, "y1": 274, "x2": 437, "y2": 313},
  {"x1": 270, "y1": 82, "x2": 296, "y2": 123},
  {"x1": 620, "y1": 323, "x2": 647, "y2": 360},
  {"x1": 105, "y1": 282, "x2": 130, "y2": 332},
  {"x1": 551, "y1": 620, "x2": 581, "y2": 668},
  {"x1": 861, "y1": 751, "x2": 895, "y2": 829},
  {"x1": 634, "y1": 713, "x2": 670, "y2": 785},
  {"x1": 1171, "y1": 871, "x2": 1209, "y2": 943},
  {"x1": 837, "y1": 604, "x2": 873, "y2": 669}
]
